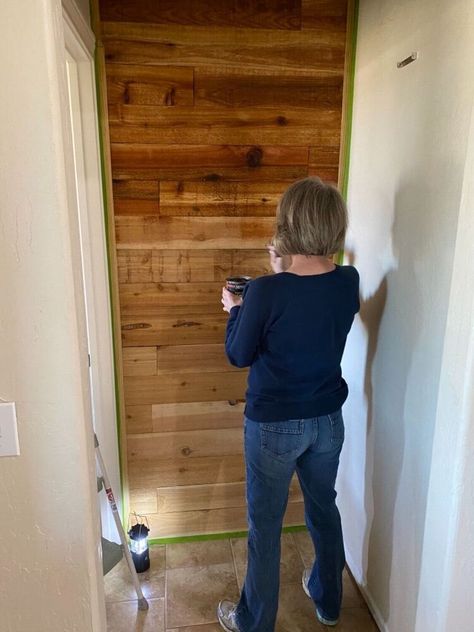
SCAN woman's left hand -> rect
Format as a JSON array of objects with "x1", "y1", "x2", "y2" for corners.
[{"x1": 222, "y1": 287, "x2": 243, "y2": 313}]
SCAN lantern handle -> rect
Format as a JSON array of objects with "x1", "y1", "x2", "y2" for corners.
[{"x1": 128, "y1": 511, "x2": 150, "y2": 533}]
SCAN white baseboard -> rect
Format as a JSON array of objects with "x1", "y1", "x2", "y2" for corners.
[{"x1": 345, "y1": 550, "x2": 389, "y2": 632}]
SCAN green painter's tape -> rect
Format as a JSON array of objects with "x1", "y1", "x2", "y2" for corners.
[
  {"x1": 338, "y1": 0, "x2": 360, "y2": 266},
  {"x1": 341, "y1": 1, "x2": 359, "y2": 202},
  {"x1": 148, "y1": 525, "x2": 308, "y2": 546}
]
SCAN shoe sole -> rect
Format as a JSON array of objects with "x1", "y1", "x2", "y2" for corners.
[
  {"x1": 316, "y1": 611, "x2": 339, "y2": 627},
  {"x1": 217, "y1": 618, "x2": 234, "y2": 632},
  {"x1": 303, "y1": 574, "x2": 339, "y2": 627},
  {"x1": 217, "y1": 606, "x2": 238, "y2": 632},
  {"x1": 302, "y1": 574, "x2": 311, "y2": 598}
]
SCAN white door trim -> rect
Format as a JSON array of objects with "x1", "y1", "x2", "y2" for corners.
[
  {"x1": 62, "y1": 5, "x2": 122, "y2": 542},
  {"x1": 62, "y1": 0, "x2": 95, "y2": 54}
]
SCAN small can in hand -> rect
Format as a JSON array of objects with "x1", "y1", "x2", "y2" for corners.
[{"x1": 225, "y1": 276, "x2": 251, "y2": 296}]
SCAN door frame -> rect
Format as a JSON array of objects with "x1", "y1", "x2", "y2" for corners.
[{"x1": 62, "y1": 1, "x2": 122, "y2": 539}]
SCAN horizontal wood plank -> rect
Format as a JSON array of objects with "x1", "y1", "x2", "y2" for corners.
[
  {"x1": 156, "y1": 478, "x2": 303, "y2": 514},
  {"x1": 113, "y1": 178, "x2": 159, "y2": 199},
  {"x1": 127, "y1": 427, "x2": 243, "y2": 461},
  {"x1": 102, "y1": 23, "x2": 346, "y2": 72},
  {"x1": 117, "y1": 249, "x2": 153, "y2": 283},
  {"x1": 128, "y1": 487, "x2": 158, "y2": 514},
  {"x1": 128, "y1": 454, "x2": 246, "y2": 488},
  {"x1": 122, "y1": 346, "x2": 157, "y2": 376},
  {"x1": 307, "y1": 166, "x2": 339, "y2": 182},
  {"x1": 103, "y1": 39, "x2": 344, "y2": 73},
  {"x1": 195, "y1": 65, "x2": 343, "y2": 108},
  {"x1": 152, "y1": 400, "x2": 245, "y2": 433},
  {"x1": 309, "y1": 145, "x2": 341, "y2": 166},
  {"x1": 111, "y1": 144, "x2": 309, "y2": 170},
  {"x1": 125, "y1": 404, "x2": 153, "y2": 434},
  {"x1": 121, "y1": 314, "x2": 226, "y2": 346},
  {"x1": 157, "y1": 343, "x2": 241, "y2": 374},
  {"x1": 302, "y1": 0, "x2": 348, "y2": 29},
  {"x1": 108, "y1": 105, "x2": 342, "y2": 146},
  {"x1": 145, "y1": 501, "x2": 306, "y2": 538},
  {"x1": 115, "y1": 216, "x2": 275, "y2": 249},
  {"x1": 159, "y1": 181, "x2": 285, "y2": 217},
  {"x1": 102, "y1": 19, "x2": 345, "y2": 46},
  {"x1": 119, "y1": 282, "x2": 224, "y2": 314},
  {"x1": 157, "y1": 481, "x2": 247, "y2": 514},
  {"x1": 152, "y1": 250, "x2": 216, "y2": 283},
  {"x1": 105, "y1": 63, "x2": 194, "y2": 106},
  {"x1": 220, "y1": 249, "x2": 272, "y2": 278},
  {"x1": 119, "y1": 250, "x2": 274, "y2": 283},
  {"x1": 111, "y1": 165, "x2": 308, "y2": 182},
  {"x1": 100, "y1": 0, "x2": 302, "y2": 30},
  {"x1": 124, "y1": 371, "x2": 247, "y2": 404},
  {"x1": 113, "y1": 198, "x2": 158, "y2": 215}
]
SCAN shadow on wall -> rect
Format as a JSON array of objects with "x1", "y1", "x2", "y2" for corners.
[
  {"x1": 349, "y1": 179, "x2": 441, "y2": 629},
  {"x1": 358, "y1": 275, "x2": 388, "y2": 608},
  {"x1": 345, "y1": 250, "x2": 389, "y2": 613}
]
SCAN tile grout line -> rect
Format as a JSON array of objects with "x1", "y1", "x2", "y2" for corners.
[
  {"x1": 229, "y1": 537, "x2": 241, "y2": 593},
  {"x1": 291, "y1": 531, "x2": 308, "y2": 571}
]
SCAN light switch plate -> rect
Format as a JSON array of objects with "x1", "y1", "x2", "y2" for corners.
[{"x1": 0, "y1": 401, "x2": 20, "y2": 457}]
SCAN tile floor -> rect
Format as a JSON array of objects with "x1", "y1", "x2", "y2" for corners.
[{"x1": 105, "y1": 530, "x2": 378, "y2": 631}]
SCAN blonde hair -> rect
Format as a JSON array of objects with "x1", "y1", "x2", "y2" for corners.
[{"x1": 272, "y1": 177, "x2": 347, "y2": 257}]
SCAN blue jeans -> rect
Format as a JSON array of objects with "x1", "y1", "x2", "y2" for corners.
[{"x1": 235, "y1": 410, "x2": 346, "y2": 632}]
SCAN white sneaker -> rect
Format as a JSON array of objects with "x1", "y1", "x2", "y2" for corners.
[
  {"x1": 217, "y1": 600, "x2": 241, "y2": 632},
  {"x1": 302, "y1": 569, "x2": 339, "y2": 627},
  {"x1": 302, "y1": 567, "x2": 312, "y2": 598}
]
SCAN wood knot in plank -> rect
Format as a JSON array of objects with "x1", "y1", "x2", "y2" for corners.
[
  {"x1": 246, "y1": 146, "x2": 263, "y2": 168},
  {"x1": 123, "y1": 82, "x2": 130, "y2": 104},
  {"x1": 121, "y1": 322, "x2": 152, "y2": 330},
  {"x1": 165, "y1": 87, "x2": 176, "y2": 106},
  {"x1": 172, "y1": 320, "x2": 201, "y2": 328}
]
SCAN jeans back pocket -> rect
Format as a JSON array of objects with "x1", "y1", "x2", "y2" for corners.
[{"x1": 260, "y1": 420, "x2": 304, "y2": 460}]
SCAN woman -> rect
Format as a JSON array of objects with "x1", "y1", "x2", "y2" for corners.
[{"x1": 217, "y1": 177, "x2": 360, "y2": 631}]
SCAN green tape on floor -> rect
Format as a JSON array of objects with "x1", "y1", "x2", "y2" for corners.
[{"x1": 148, "y1": 525, "x2": 307, "y2": 547}]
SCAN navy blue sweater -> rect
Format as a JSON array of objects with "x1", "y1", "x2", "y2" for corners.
[{"x1": 225, "y1": 266, "x2": 360, "y2": 422}]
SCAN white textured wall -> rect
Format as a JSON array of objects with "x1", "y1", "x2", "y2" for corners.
[
  {"x1": 339, "y1": 1, "x2": 474, "y2": 631},
  {"x1": 415, "y1": 101, "x2": 474, "y2": 631},
  {"x1": 0, "y1": 1, "x2": 105, "y2": 630}
]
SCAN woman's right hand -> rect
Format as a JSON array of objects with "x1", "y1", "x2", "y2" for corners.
[{"x1": 267, "y1": 245, "x2": 292, "y2": 274}]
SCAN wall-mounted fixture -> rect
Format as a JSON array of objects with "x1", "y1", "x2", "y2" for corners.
[{"x1": 397, "y1": 52, "x2": 418, "y2": 68}]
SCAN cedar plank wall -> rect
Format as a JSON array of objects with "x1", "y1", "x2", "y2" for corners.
[{"x1": 98, "y1": 0, "x2": 349, "y2": 538}]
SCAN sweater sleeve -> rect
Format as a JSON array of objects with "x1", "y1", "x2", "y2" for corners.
[
  {"x1": 352, "y1": 266, "x2": 361, "y2": 314},
  {"x1": 225, "y1": 281, "x2": 266, "y2": 368}
]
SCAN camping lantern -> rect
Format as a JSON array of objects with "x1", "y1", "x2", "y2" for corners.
[{"x1": 128, "y1": 514, "x2": 150, "y2": 573}]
